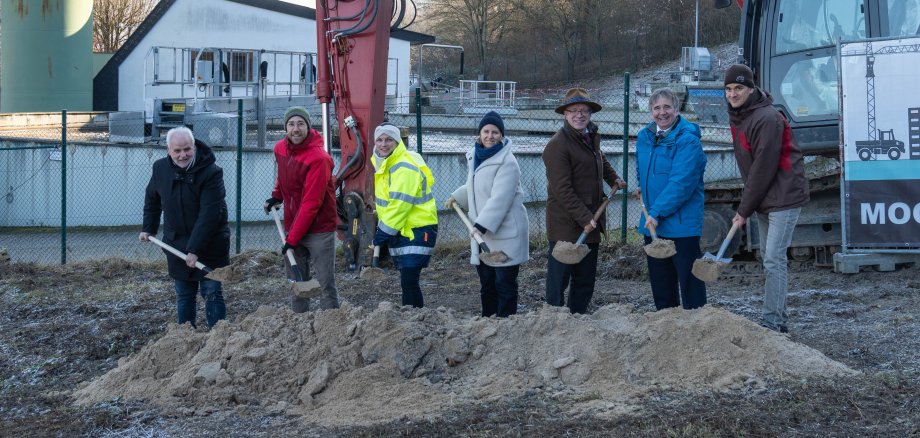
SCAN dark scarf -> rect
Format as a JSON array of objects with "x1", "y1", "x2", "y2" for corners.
[{"x1": 474, "y1": 141, "x2": 504, "y2": 169}]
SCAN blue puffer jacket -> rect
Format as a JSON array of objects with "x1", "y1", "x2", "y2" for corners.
[{"x1": 636, "y1": 115, "x2": 707, "y2": 238}]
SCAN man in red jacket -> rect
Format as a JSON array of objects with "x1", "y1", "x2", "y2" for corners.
[{"x1": 264, "y1": 107, "x2": 339, "y2": 312}]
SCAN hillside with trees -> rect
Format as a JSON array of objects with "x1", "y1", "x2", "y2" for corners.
[{"x1": 413, "y1": 0, "x2": 740, "y2": 87}]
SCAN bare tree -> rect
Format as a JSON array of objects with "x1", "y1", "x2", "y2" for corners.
[
  {"x1": 93, "y1": 0, "x2": 158, "y2": 53},
  {"x1": 424, "y1": 0, "x2": 516, "y2": 80},
  {"x1": 413, "y1": 0, "x2": 739, "y2": 86}
]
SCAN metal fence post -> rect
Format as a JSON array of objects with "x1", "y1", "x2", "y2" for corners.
[
  {"x1": 621, "y1": 73, "x2": 630, "y2": 243},
  {"x1": 236, "y1": 99, "x2": 243, "y2": 254},
  {"x1": 61, "y1": 109, "x2": 67, "y2": 264},
  {"x1": 415, "y1": 87, "x2": 423, "y2": 153}
]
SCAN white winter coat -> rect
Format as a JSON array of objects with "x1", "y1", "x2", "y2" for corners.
[{"x1": 450, "y1": 138, "x2": 530, "y2": 266}]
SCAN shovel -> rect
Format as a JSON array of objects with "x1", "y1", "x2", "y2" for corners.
[
  {"x1": 638, "y1": 201, "x2": 676, "y2": 259},
  {"x1": 359, "y1": 245, "x2": 386, "y2": 280},
  {"x1": 269, "y1": 206, "x2": 322, "y2": 298},
  {"x1": 692, "y1": 222, "x2": 740, "y2": 282},
  {"x1": 147, "y1": 236, "x2": 239, "y2": 282},
  {"x1": 450, "y1": 203, "x2": 510, "y2": 265},
  {"x1": 551, "y1": 196, "x2": 611, "y2": 265}
]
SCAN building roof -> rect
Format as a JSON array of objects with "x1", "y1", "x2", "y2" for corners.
[{"x1": 93, "y1": 0, "x2": 435, "y2": 111}]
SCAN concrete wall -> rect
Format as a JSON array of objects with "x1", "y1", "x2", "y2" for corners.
[{"x1": 0, "y1": 139, "x2": 741, "y2": 228}]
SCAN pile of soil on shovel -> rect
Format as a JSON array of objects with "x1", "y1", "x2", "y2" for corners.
[{"x1": 73, "y1": 301, "x2": 856, "y2": 426}]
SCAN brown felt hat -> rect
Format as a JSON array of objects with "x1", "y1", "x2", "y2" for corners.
[
  {"x1": 555, "y1": 88, "x2": 603, "y2": 114},
  {"x1": 724, "y1": 64, "x2": 756, "y2": 88}
]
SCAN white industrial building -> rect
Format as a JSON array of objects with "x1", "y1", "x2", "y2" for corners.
[{"x1": 93, "y1": 0, "x2": 433, "y2": 119}]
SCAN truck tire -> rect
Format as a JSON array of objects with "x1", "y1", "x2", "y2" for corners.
[
  {"x1": 888, "y1": 148, "x2": 901, "y2": 161},
  {"x1": 858, "y1": 148, "x2": 872, "y2": 161},
  {"x1": 701, "y1": 204, "x2": 741, "y2": 258}
]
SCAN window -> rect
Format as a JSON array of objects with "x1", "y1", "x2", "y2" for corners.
[
  {"x1": 779, "y1": 56, "x2": 838, "y2": 118},
  {"x1": 886, "y1": 0, "x2": 920, "y2": 37},
  {"x1": 775, "y1": 0, "x2": 865, "y2": 54},
  {"x1": 230, "y1": 52, "x2": 254, "y2": 82}
]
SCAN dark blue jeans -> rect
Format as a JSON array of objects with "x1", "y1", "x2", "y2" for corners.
[
  {"x1": 644, "y1": 235, "x2": 707, "y2": 310},
  {"x1": 399, "y1": 266, "x2": 424, "y2": 308},
  {"x1": 476, "y1": 263, "x2": 520, "y2": 317},
  {"x1": 175, "y1": 278, "x2": 226, "y2": 329},
  {"x1": 546, "y1": 241, "x2": 599, "y2": 314}
]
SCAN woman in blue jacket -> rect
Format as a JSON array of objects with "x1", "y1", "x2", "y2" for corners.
[{"x1": 636, "y1": 88, "x2": 708, "y2": 310}]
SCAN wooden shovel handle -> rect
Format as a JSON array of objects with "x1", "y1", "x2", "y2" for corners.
[
  {"x1": 638, "y1": 200, "x2": 659, "y2": 239},
  {"x1": 451, "y1": 203, "x2": 489, "y2": 246},
  {"x1": 269, "y1": 206, "x2": 299, "y2": 267},
  {"x1": 715, "y1": 222, "x2": 741, "y2": 259},
  {"x1": 147, "y1": 236, "x2": 211, "y2": 272},
  {"x1": 574, "y1": 196, "x2": 612, "y2": 245},
  {"x1": 592, "y1": 197, "x2": 611, "y2": 222}
]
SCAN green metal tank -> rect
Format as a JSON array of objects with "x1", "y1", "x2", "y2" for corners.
[{"x1": 1, "y1": 0, "x2": 94, "y2": 113}]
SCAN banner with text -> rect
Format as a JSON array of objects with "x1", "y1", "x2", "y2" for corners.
[{"x1": 840, "y1": 36, "x2": 920, "y2": 249}]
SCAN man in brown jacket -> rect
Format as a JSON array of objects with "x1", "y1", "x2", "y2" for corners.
[
  {"x1": 543, "y1": 88, "x2": 626, "y2": 314},
  {"x1": 725, "y1": 64, "x2": 809, "y2": 333}
]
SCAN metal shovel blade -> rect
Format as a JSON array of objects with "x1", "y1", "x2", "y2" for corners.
[
  {"x1": 643, "y1": 238, "x2": 676, "y2": 259},
  {"x1": 360, "y1": 266, "x2": 385, "y2": 280},
  {"x1": 480, "y1": 249, "x2": 510, "y2": 266},
  {"x1": 360, "y1": 245, "x2": 386, "y2": 279},
  {"x1": 552, "y1": 241, "x2": 590, "y2": 264},
  {"x1": 205, "y1": 265, "x2": 244, "y2": 283},
  {"x1": 691, "y1": 252, "x2": 733, "y2": 282},
  {"x1": 291, "y1": 278, "x2": 322, "y2": 298}
]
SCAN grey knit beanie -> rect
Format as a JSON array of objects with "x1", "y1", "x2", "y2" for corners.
[{"x1": 283, "y1": 106, "x2": 311, "y2": 128}]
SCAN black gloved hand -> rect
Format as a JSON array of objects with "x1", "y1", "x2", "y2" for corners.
[
  {"x1": 372, "y1": 228, "x2": 391, "y2": 246},
  {"x1": 264, "y1": 197, "x2": 282, "y2": 214},
  {"x1": 281, "y1": 242, "x2": 296, "y2": 255}
]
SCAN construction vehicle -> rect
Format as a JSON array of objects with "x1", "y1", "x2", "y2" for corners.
[
  {"x1": 707, "y1": 0, "x2": 920, "y2": 266},
  {"x1": 855, "y1": 129, "x2": 904, "y2": 161},
  {"x1": 314, "y1": 0, "x2": 418, "y2": 270}
]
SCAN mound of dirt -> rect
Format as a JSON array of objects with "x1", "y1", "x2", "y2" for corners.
[{"x1": 73, "y1": 302, "x2": 856, "y2": 426}]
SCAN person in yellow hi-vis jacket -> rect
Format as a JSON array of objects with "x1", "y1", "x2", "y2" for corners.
[{"x1": 370, "y1": 124, "x2": 438, "y2": 308}]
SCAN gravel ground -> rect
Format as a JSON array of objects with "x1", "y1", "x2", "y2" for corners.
[{"x1": 1, "y1": 239, "x2": 918, "y2": 437}]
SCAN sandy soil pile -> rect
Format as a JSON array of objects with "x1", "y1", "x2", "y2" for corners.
[{"x1": 74, "y1": 302, "x2": 856, "y2": 426}]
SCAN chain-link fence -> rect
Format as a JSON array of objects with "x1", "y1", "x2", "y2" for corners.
[{"x1": 0, "y1": 76, "x2": 740, "y2": 265}]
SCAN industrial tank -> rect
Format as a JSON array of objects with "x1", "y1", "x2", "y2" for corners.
[{"x1": 1, "y1": 0, "x2": 94, "y2": 112}]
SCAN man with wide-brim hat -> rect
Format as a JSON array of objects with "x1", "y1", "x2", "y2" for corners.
[
  {"x1": 542, "y1": 88, "x2": 626, "y2": 314},
  {"x1": 554, "y1": 87, "x2": 604, "y2": 114}
]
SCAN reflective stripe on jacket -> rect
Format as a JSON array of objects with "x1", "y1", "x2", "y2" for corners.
[{"x1": 371, "y1": 142, "x2": 438, "y2": 237}]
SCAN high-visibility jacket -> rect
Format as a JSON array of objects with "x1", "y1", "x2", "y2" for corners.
[{"x1": 371, "y1": 142, "x2": 438, "y2": 237}]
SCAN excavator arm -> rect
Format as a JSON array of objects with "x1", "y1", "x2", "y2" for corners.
[{"x1": 315, "y1": 0, "x2": 396, "y2": 270}]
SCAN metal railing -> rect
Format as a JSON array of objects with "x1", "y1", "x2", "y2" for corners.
[
  {"x1": 0, "y1": 73, "x2": 743, "y2": 265},
  {"x1": 459, "y1": 80, "x2": 517, "y2": 112}
]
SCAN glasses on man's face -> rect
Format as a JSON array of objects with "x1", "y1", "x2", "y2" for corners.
[{"x1": 565, "y1": 109, "x2": 591, "y2": 116}]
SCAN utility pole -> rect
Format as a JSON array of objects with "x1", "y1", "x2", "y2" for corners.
[{"x1": 694, "y1": 0, "x2": 700, "y2": 49}]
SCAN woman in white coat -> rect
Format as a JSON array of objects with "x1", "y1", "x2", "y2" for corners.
[{"x1": 446, "y1": 111, "x2": 530, "y2": 317}]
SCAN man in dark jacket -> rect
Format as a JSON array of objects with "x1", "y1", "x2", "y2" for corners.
[
  {"x1": 263, "y1": 106, "x2": 339, "y2": 313},
  {"x1": 140, "y1": 127, "x2": 229, "y2": 329},
  {"x1": 543, "y1": 88, "x2": 627, "y2": 314},
  {"x1": 725, "y1": 64, "x2": 809, "y2": 333}
]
